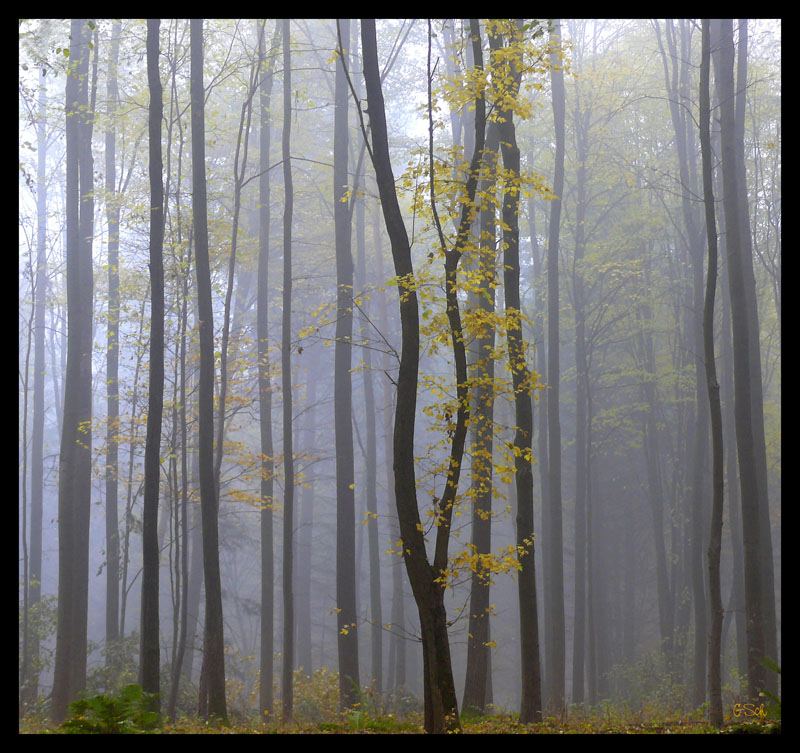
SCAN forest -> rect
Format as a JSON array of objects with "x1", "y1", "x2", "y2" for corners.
[{"x1": 18, "y1": 19, "x2": 780, "y2": 734}]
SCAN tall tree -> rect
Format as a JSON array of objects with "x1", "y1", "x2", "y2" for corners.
[
  {"x1": 139, "y1": 17, "x2": 165, "y2": 705},
  {"x1": 104, "y1": 19, "x2": 122, "y2": 673},
  {"x1": 190, "y1": 18, "x2": 227, "y2": 723},
  {"x1": 51, "y1": 18, "x2": 95, "y2": 723},
  {"x1": 489, "y1": 19, "x2": 543, "y2": 723},
  {"x1": 698, "y1": 17, "x2": 724, "y2": 729},
  {"x1": 22, "y1": 67, "x2": 49, "y2": 709},
  {"x1": 654, "y1": 20, "x2": 709, "y2": 704},
  {"x1": 349, "y1": 18, "x2": 383, "y2": 695},
  {"x1": 333, "y1": 17, "x2": 360, "y2": 709},
  {"x1": 360, "y1": 17, "x2": 481, "y2": 732},
  {"x1": 545, "y1": 17, "x2": 566, "y2": 712},
  {"x1": 258, "y1": 19, "x2": 280, "y2": 721},
  {"x1": 732, "y1": 20, "x2": 778, "y2": 686},
  {"x1": 567, "y1": 22, "x2": 591, "y2": 704},
  {"x1": 462, "y1": 119, "x2": 500, "y2": 715},
  {"x1": 280, "y1": 17, "x2": 296, "y2": 724},
  {"x1": 712, "y1": 17, "x2": 766, "y2": 703}
]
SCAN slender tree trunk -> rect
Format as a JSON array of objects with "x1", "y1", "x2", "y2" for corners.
[
  {"x1": 571, "y1": 98, "x2": 589, "y2": 708},
  {"x1": 139, "y1": 18, "x2": 164, "y2": 704},
  {"x1": 333, "y1": 19, "x2": 361, "y2": 708},
  {"x1": 24, "y1": 70, "x2": 49, "y2": 709},
  {"x1": 545, "y1": 18, "x2": 566, "y2": 712},
  {"x1": 733, "y1": 21, "x2": 778, "y2": 687},
  {"x1": 485, "y1": 20, "x2": 543, "y2": 723},
  {"x1": 699, "y1": 19, "x2": 724, "y2": 728},
  {"x1": 462, "y1": 121, "x2": 499, "y2": 714},
  {"x1": 361, "y1": 18, "x2": 461, "y2": 733},
  {"x1": 166, "y1": 19, "x2": 191, "y2": 720},
  {"x1": 350, "y1": 50, "x2": 383, "y2": 689},
  {"x1": 638, "y1": 259, "x2": 675, "y2": 669},
  {"x1": 258, "y1": 19, "x2": 280, "y2": 721},
  {"x1": 296, "y1": 375, "x2": 315, "y2": 677},
  {"x1": 375, "y1": 211, "x2": 405, "y2": 693},
  {"x1": 190, "y1": 18, "x2": 227, "y2": 723},
  {"x1": 280, "y1": 18, "x2": 296, "y2": 724},
  {"x1": 214, "y1": 29, "x2": 261, "y2": 503},
  {"x1": 656, "y1": 20, "x2": 709, "y2": 703},
  {"x1": 104, "y1": 19, "x2": 122, "y2": 673},
  {"x1": 51, "y1": 19, "x2": 94, "y2": 723},
  {"x1": 712, "y1": 17, "x2": 766, "y2": 703}
]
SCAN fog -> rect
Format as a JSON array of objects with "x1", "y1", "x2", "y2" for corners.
[{"x1": 19, "y1": 19, "x2": 780, "y2": 730}]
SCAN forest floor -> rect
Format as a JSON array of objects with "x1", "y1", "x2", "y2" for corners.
[{"x1": 20, "y1": 708, "x2": 781, "y2": 735}]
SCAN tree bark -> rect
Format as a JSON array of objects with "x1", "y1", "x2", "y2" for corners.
[
  {"x1": 23, "y1": 69, "x2": 49, "y2": 709},
  {"x1": 698, "y1": 18, "x2": 724, "y2": 728},
  {"x1": 462, "y1": 120, "x2": 499, "y2": 715},
  {"x1": 104, "y1": 21, "x2": 122, "y2": 673},
  {"x1": 258, "y1": 19, "x2": 280, "y2": 721},
  {"x1": 545, "y1": 18, "x2": 566, "y2": 712},
  {"x1": 712, "y1": 17, "x2": 767, "y2": 703},
  {"x1": 139, "y1": 18, "x2": 164, "y2": 705},
  {"x1": 333, "y1": 19, "x2": 361, "y2": 708},
  {"x1": 280, "y1": 18, "x2": 296, "y2": 724},
  {"x1": 51, "y1": 18, "x2": 94, "y2": 723},
  {"x1": 190, "y1": 18, "x2": 227, "y2": 723},
  {"x1": 361, "y1": 18, "x2": 460, "y2": 733}
]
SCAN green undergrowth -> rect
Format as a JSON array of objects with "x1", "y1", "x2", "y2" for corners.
[
  {"x1": 20, "y1": 705, "x2": 781, "y2": 734},
  {"x1": 19, "y1": 669, "x2": 780, "y2": 734}
]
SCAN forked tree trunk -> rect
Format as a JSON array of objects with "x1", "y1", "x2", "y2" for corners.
[{"x1": 360, "y1": 18, "x2": 462, "y2": 733}]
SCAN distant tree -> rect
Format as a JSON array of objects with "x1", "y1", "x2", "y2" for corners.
[
  {"x1": 257, "y1": 19, "x2": 280, "y2": 721},
  {"x1": 21, "y1": 67, "x2": 49, "y2": 710},
  {"x1": 333, "y1": 18, "x2": 360, "y2": 709},
  {"x1": 104, "y1": 19, "x2": 122, "y2": 674},
  {"x1": 545, "y1": 17, "x2": 567, "y2": 713},
  {"x1": 280, "y1": 17, "x2": 296, "y2": 724}
]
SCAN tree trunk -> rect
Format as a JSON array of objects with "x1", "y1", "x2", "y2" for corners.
[
  {"x1": 361, "y1": 18, "x2": 460, "y2": 733},
  {"x1": 462, "y1": 121, "x2": 499, "y2": 715},
  {"x1": 104, "y1": 21, "x2": 122, "y2": 673},
  {"x1": 350, "y1": 47, "x2": 383, "y2": 688},
  {"x1": 545, "y1": 18, "x2": 566, "y2": 713},
  {"x1": 258, "y1": 19, "x2": 280, "y2": 720},
  {"x1": 570, "y1": 92, "x2": 590, "y2": 708},
  {"x1": 712, "y1": 17, "x2": 767, "y2": 703},
  {"x1": 51, "y1": 19, "x2": 94, "y2": 723},
  {"x1": 280, "y1": 18, "x2": 296, "y2": 724},
  {"x1": 139, "y1": 18, "x2": 164, "y2": 705},
  {"x1": 333, "y1": 19, "x2": 361, "y2": 708},
  {"x1": 24, "y1": 69, "x2": 49, "y2": 709},
  {"x1": 733, "y1": 20, "x2": 778, "y2": 688},
  {"x1": 699, "y1": 18, "x2": 724, "y2": 728},
  {"x1": 190, "y1": 18, "x2": 227, "y2": 723}
]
